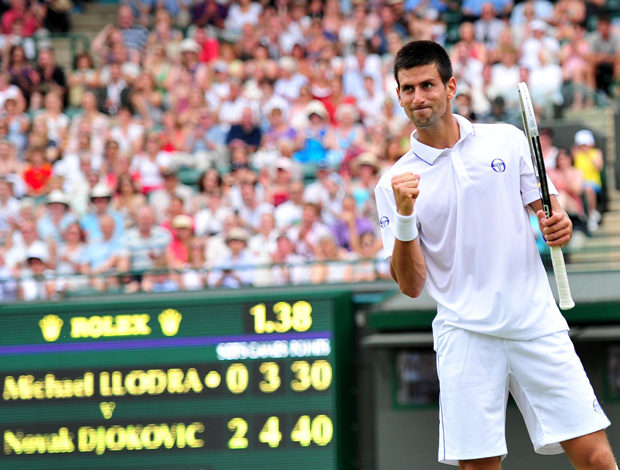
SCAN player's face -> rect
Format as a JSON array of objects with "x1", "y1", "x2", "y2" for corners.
[{"x1": 396, "y1": 64, "x2": 456, "y2": 130}]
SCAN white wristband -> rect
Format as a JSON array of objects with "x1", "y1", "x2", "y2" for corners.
[{"x1": 395, "y1": 212, "x2": 418, "y2": 242}]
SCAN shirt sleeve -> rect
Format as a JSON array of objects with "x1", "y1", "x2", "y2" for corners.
[
  {"x1": 518, "y1": 129, "x2": 557, "y2": 207},
  {"x1": 375, "y1": 183, "x2": 398, "y2": 260}
]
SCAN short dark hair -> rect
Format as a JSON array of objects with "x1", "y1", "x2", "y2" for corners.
[{"x1": 393, "y1": 40, "x2": 453, "y2": 88}]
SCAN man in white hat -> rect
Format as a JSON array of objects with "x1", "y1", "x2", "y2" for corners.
[
  {"x1": 36, "y1": 189, "x2": 77, "y2": 243},
  {"x1": 208, "y1": 226, "x2": 257, "y2": 288},
  {"x1": 18, "y1": 244, "x2": 56, "y2": 301},
  {"x1": 79, "y1": 184, "x2": 125, "y2": 242}
]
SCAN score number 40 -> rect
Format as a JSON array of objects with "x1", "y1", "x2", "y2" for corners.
[
  {"x1": 228, "y1": 415, "x2": 333, "y2": 449},
  {"x1": 250, "y1": 301, "x2": 312, "y2": 334}
]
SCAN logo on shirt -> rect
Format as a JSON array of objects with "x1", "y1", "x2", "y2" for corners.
[
  {"x1": 491, "y1": 159, "x2": 506, "y2": 173},
  {"x1": 491, "y1": 158, "x2": 506, "y2": 173},
  {"x1": 593, "y1": 398, "x2": 603, "y2": 414},
  {"x1": 380, "y1": 216, "x2": 389, "y2": 229}
]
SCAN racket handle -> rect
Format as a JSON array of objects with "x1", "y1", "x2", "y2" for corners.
[{"x1": 550, "y1": 246, "x2": 575, "y2": 310}]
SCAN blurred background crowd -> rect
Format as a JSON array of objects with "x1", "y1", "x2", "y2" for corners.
[{"x1": 0, "y1": 0, "x2": 615, "y2": 300}]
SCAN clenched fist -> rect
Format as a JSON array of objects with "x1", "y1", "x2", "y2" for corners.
[{"x1": 391, "y1": 173, "x2": 420, "y2": 216}]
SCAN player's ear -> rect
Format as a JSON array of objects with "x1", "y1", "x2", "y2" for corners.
[
  {"x1": 446, "y1": 77, "x2": 457, "y2": 100},
  {"x1": 395, "y1": 85, "x2": 402, "y2": 105}
]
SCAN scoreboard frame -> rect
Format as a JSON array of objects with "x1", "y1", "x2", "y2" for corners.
[{"x1": 0, "y1": 286, "x2": 356, "y2": 469}]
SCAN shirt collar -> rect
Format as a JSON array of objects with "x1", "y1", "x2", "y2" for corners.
[{"x1": 409, "y1": 114, "x2": 475, "y2": 165}]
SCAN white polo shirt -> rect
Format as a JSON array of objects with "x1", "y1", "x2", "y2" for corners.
[{"x1": 375, "y1": 115, "x2": 568, "y2": 345}]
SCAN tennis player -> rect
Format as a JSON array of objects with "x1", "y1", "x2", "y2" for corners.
[{"x1": 375, "y1": 40, "x2": 616, "y2": 469}]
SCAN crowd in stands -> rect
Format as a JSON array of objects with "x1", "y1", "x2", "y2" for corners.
[{"x1": 0, "y1": 0, "x2": 613, "y2": 301}]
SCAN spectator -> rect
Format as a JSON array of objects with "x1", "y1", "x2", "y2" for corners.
[
  {"x1": 529, "y1": 48, "x2": 564, "y2": 119},
  {"x1": 248, "y1": 211, "x2": 278, "y2": 261},
  {"x1": 0, "y1": 69, "x2": 25, "y2": 113},
  {"x1": 130, "y1": 131, "x2": 172, "y2": 194},
  {"x1": 294, "y1": 100, "x2": 331, "y2": 164},
  {"x1": 275, "y1": 179, "x2": 305, "y2": 230},
  {"x1": 31, "y1": 47, "x2": 67, "y2": 111},
  {"x1": 485, "y1": 45, "x2": 521, "y2": 109},
  {"x1": 4, "y1": 97, "x2": 28, "y2": 153},
  {"x1": 191, "y1": 0, "x2": 228, "y2": 29},
  {"x1": 117, "y1": 205, "x2": 172, "y2": 292},
  {"x1": 111, "y1": 173, "x2": 146, "y2": 229},
  {"x1": 547, "y1": 148, "x2": 585, "y2": 221},
  {"x1": 67, "y1": 51, "x2": 97, "y2": 108},
  {"x1": 539, "y1": 127, "x2": 559, "y2": 169},
  {"x1": 36, "y1": 189, "x2": 76, "y2": 244},
  {"x1": 96, "y1": 62, "x2": 129, "y2": 117},
  {"x1": 80, "y1": 183, "x2": 125, "y2": 242},
  {"x1": 236, "y1": 174, "x2": 274, "y2": 233},
  {"x1": 55, "y1": 129, "x2": 103, "y2": 196},
  {"x1": 149, "y1": 167, "x2": 195, "y2": 223},
  {"x1": 331, "y1": 193, "x2": 376, "y2": 253},
  {"x1": 208, "y1": 226, "x2": 257, "y2": 288},
  {"x1": 510, "y1": 0, "x2": 553, "y2": 28},
  {"x1": 263, "y1": 157, "x2": 296, "y2": 208},
  {"x1": 18, "y1": 244, "x2": 56, "y2": 301},
  {"x1": 310, "y1": 233, "x2": 353, "y2": 284},
  {"x1": 6, "y1": 44, "x2": 37, "y2": 104},
  {"x1": 52, "y1": 222, "x2": 88, "y2": 293},
  {"x1": 519, "y1": 19, "x2": 560, "y2": 72},
  {"x1": 225, "y1": 106, "x2": 262, "y2": 153},
  {"x1": 108, "y1": 106, "x2": 144, "y2": 155},
  {"x1": 572, "y1": 129, "x2": 604, "y2": 232},
  {"x1": 261, "y1": 105, "x2": 297, "y2": 153},
  {"x1": 81, "y1": 213, "x2": 121, "y2": 292},
  {"x1": 450, "y1": 21, "x2": 489, "y2": 66},
  {"x1": 351, "y1": 231, "x2": 390, "y2": 282},
  {"x1": 274, "y1": 56, "x2": 309, "y2": 101},
  {"x1": 349, "y1": 151, "x2": 381, "y2": 218},
  {"x1": 1, "y1": 0, "x2": 40, "y2": 37},
  {"x1": 160, "y1": 195, "x2": 192, "y2": 237},
  {"x1": 588, "y1": 15, "x2": 620, "y2": 96},
  {"x1": 166, "y1": 38, "x2": 209, "y2": 89},
  {"x1": 128, "y1": 72, "x2": 164, "y2": 128},
  {"x1": 288, "y1": 202, "x2": 331, "y2": 260},
  {"x1": 186, "y1": 108, "x2": 228, "y2": 172},
  {"x1": 147, "y1": 8, "x2": 183, "y2": 52},
  {"x1": 22, "y1": 146, "x2": 52, "y2": 199},
  {"x1": 193, "y1": 168, "x2": 222, "y2": 210},
  {"x1": 65, "y1": 90, "x2": 109, "y2": 157},
  {"x1": 217, "y1": 78, "x2": 257, "y2": 129},
  {"x1": 5, "y1": 219, "x2": 49, "y2": 270},
  {"x1": 269, "y1": 232, "x2": 311, "y2": 286},
  {"x1": 224, "y1": 0, "x2": 263, "y2": 36},
  {"x1": 0, "y1": 177, "x2": 18, "y2": 244},
  {"x1": 0, "y1": 248, "x2": 18, "y2": 301},
  {"x1": 116, "y1": 4, "x2": 148, "y2": 54},
  {"x1": 474, "y1": 3, "x2": 507, "y2": 54},
  {"x1": 165, "y1": 214, "x2": 204, "y2": 290},
  {"x1": 325, "y1": 102, "x2": 367, "y2": 168},
  {"x1": 560, "y1": 22, "x2": 594, "y2": 110},
  {"x1": 36, "y1": 91, "x2": 69, "y2": 151},
  {"x1": 357, "y1": 74, "x2": 387, "y2": 127},
  {"x1": 462, "y1": 0, "x2": 513, "y2": 19}
]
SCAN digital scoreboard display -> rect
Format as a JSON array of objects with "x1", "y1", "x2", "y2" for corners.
[{"x1": 0, "y1": 288, "x2": 355, "y2": 469}]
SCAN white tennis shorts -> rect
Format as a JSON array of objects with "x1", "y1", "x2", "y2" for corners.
[{"x1": 436, "y1": 328, "x2": 611, "y2": 466}]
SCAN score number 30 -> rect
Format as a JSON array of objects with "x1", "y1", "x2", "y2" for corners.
[{"x1": 250, "y1": 301, "x2": 312, "y2": 334}]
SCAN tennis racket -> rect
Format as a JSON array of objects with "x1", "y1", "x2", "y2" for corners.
[{"x1": 517, "y1": 82, "x2": 575, "y2": 310}]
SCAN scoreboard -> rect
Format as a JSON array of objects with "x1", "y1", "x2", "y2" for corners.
[{"x1": 0, "y1": 288, "x2": 356, "y2": 469}]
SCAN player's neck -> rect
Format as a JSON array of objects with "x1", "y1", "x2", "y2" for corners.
[{"x1": 416, "y1": 115, "x2": 460, "y2": 150}]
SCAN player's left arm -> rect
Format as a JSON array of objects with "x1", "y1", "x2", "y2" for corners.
[{"x1": 529, "y1": 196, "x2": 572, "y2": 247}]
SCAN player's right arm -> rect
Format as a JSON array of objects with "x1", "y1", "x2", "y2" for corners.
[
  {"x1": 390, "y1": 173, "x2": 427, "y2": 298},
  {"x1": 376, "y1": 173, "x2": 427, "y2": 298}
]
